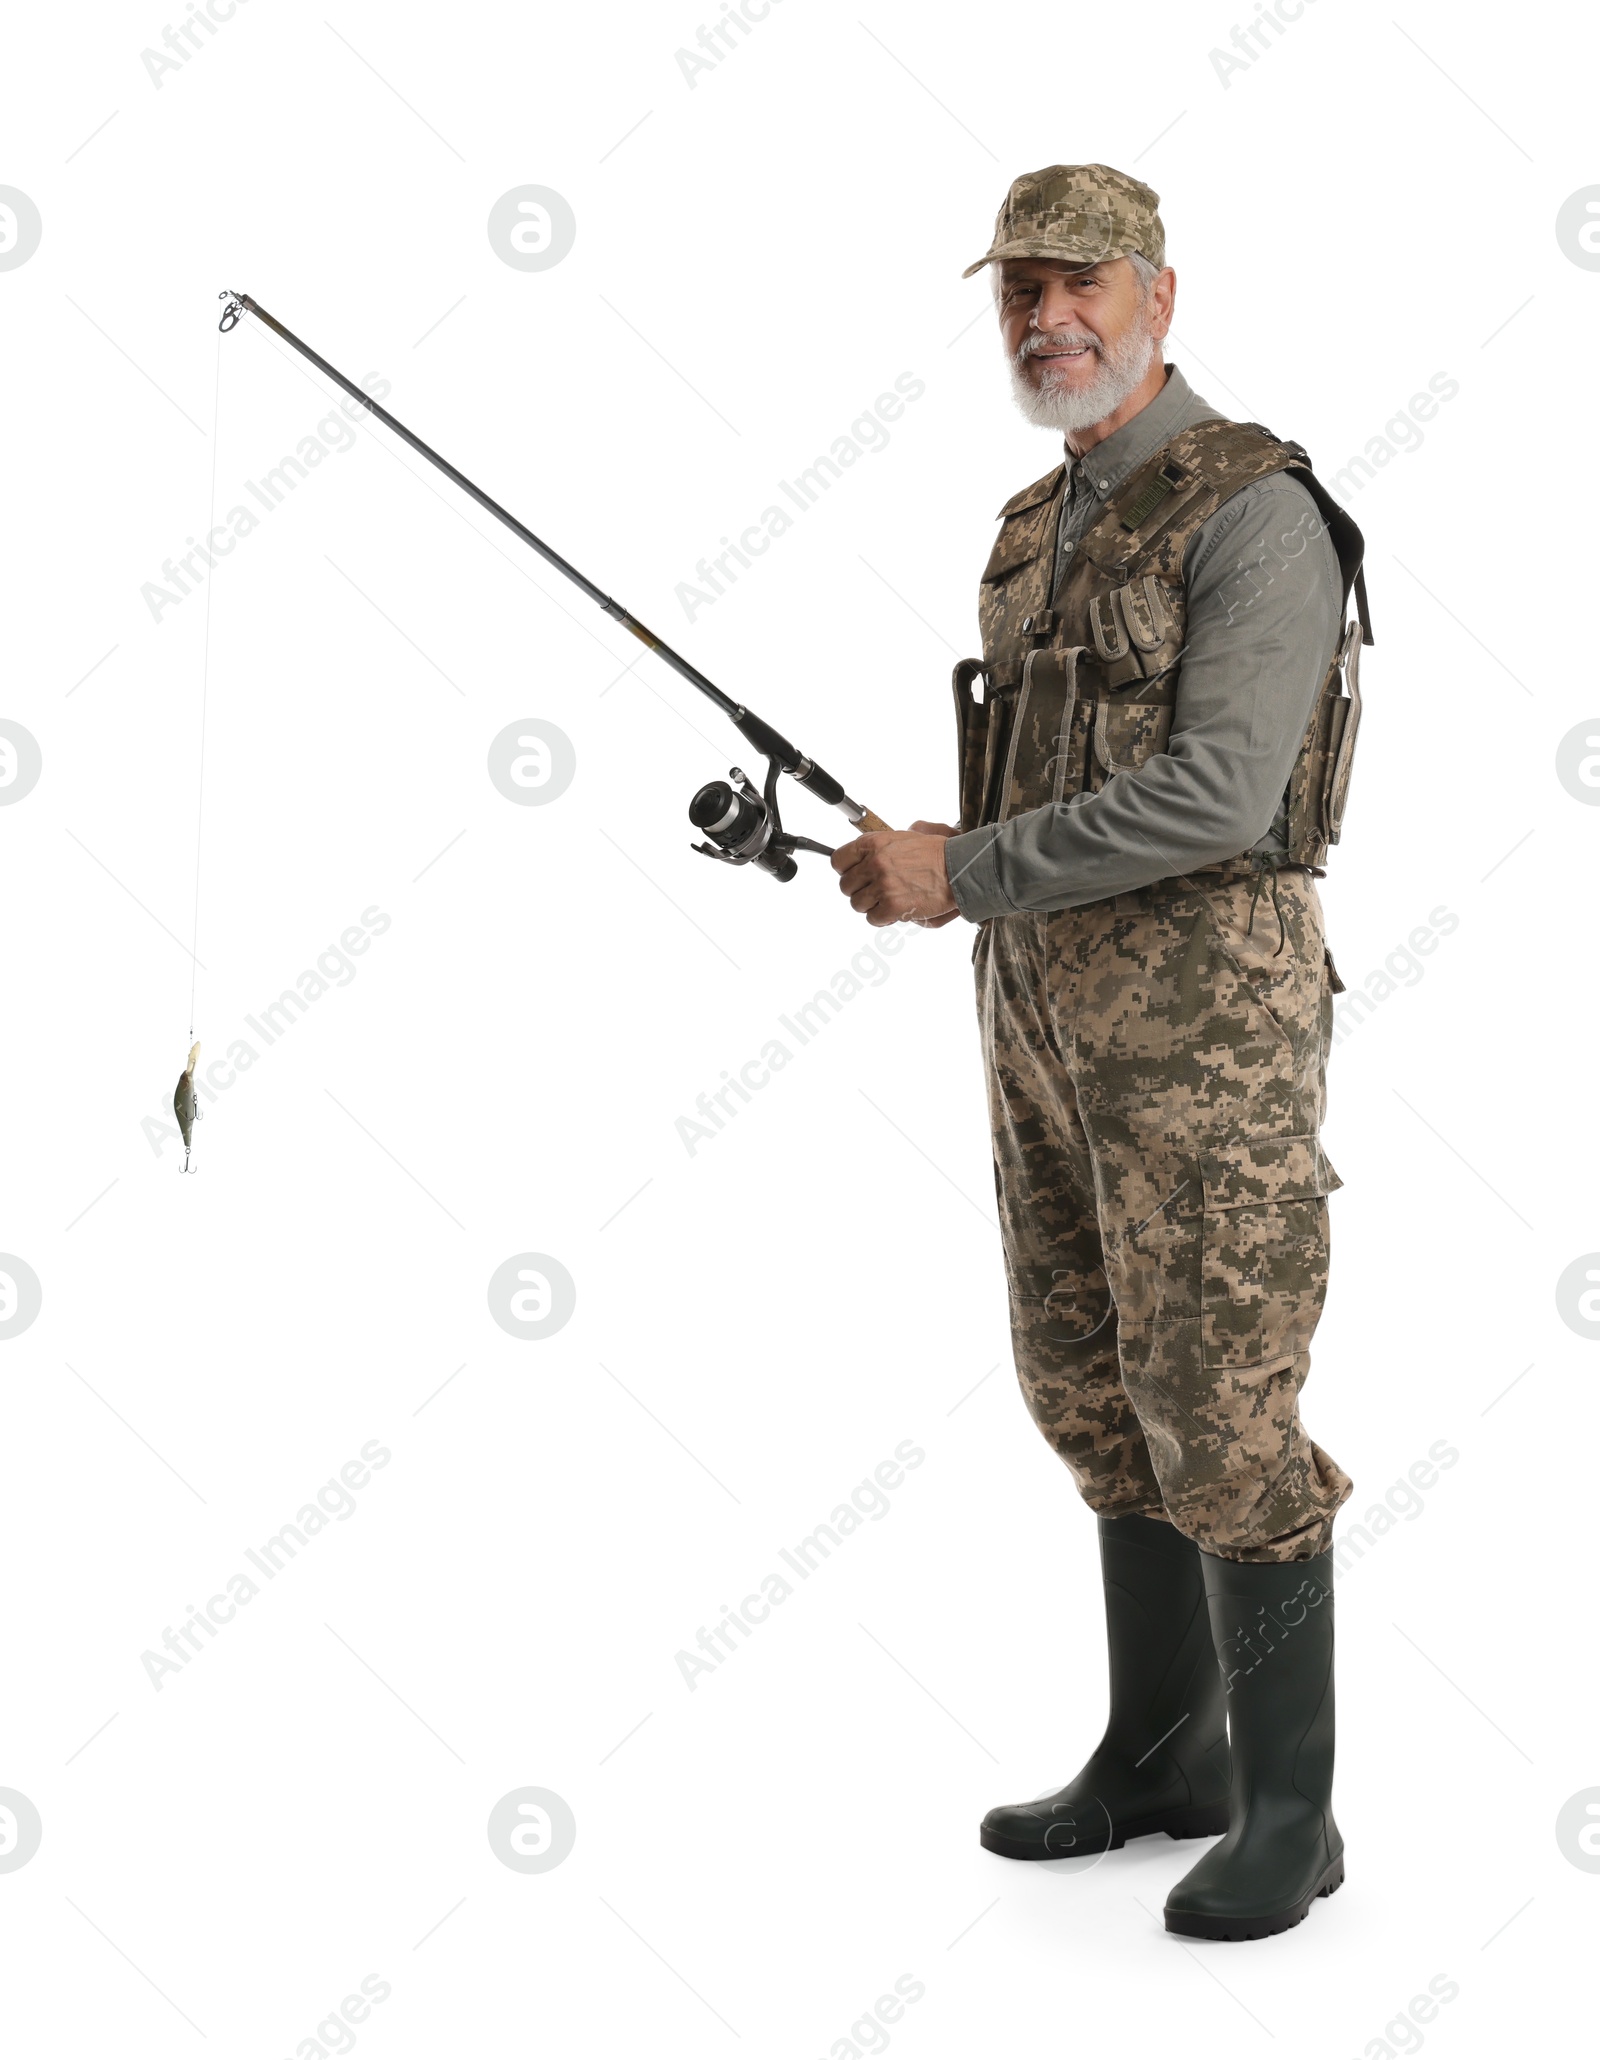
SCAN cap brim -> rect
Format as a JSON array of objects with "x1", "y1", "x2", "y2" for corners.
[{"x1": 961, "y1": 236, "x2": 1138, "y2": 280}]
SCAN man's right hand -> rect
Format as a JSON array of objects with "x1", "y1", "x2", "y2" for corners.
[{"x1": 907, "y1": 821, "x2": 963, "y2": 927}]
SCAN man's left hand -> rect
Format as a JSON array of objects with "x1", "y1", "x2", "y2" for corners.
[{"x1": 832, "y1": 826, "x2": 959, "y2": 928}]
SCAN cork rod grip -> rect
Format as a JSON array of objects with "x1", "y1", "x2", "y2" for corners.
[{"x1": 855, "y1": 808, "x2": 892, "y2": 833}]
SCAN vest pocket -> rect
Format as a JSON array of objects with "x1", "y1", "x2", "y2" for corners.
[
  {"x1": 1118, "y1": 575, "x2": 1170, "y2": 652},
  {"x1": 1320, "y1": 623, "x2": 1364, "y2": 843},
  {"x1": 951, "y1": 657, "x2": 989, "y2": 833},
  {"x1": 1287, "y1": 622, "x2": 1364, "y2": 861},
  {"x1": 1091, "y1": 696, "x2": 1175, "y2": 777},
  {"x1": 980, "y1": 496, "x2": 1058, "y2": 583},
  {"x1": 990, "y1": 647, "x2": 1085, "y2": 821}
]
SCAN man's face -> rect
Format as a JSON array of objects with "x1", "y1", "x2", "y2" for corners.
[{"x1": 996, "y1": 255, "x2": 1171, "y2": 434}]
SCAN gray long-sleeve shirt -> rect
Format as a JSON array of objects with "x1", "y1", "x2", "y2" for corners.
[{"x1": 945, "y1": 362, "x2": 1343, "y2": 921}]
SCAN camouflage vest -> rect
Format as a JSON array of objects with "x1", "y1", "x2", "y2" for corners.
[{"x1": 953, "y1": 416, "x2": 1371, "y2": 873}]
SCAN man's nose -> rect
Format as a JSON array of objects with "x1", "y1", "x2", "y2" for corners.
[{"x1": 1034, "y1": 279, "x2": 1084, "y2": 333}]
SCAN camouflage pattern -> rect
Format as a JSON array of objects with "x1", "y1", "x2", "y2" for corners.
[
  {"x1": 974, "y1": 867, "x2": 1352, "y2": 1564},
  {"x1": 954, "y1": 417, "x2": 1367, "y2": 869},
  {"x1": 962, "y1": 163, "x2": 1166, "y2": 279}
]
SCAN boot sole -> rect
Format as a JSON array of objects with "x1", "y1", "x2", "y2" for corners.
[
  {"x1": 1163, "y1": 1854, "x2": 1345, "y2": 1941},
  {"x1": 980, "y1": 1801, "x2": 1230, "y2": 1861}
]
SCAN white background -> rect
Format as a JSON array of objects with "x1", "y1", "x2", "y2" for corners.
[{"x1": 2, "y1": 0, "x2": 1595, "y2": 2052}]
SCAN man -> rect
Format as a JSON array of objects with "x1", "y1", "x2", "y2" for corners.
[{"x1": 832, "y1": 164, "x2": 1368, "y2": 1943}]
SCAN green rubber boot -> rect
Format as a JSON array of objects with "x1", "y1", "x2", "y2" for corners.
[
  {"x1": 1164, "y1": 1547, "x2": 1343, "y2": 1940},
  {"x1": 980, "y1": 1513, "x2": 1231, "y2": 1861}
]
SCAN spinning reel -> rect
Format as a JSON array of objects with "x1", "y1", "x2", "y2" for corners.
[
  {"x1": 688, "y1": 758, "x2": 836, "y2": 884},
  {"x1": 685, "y1": 704, "x2": 886, "y2": 884}
]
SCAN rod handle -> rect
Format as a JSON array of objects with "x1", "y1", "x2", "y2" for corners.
[{"x1": 855, "y1": 808, "x2": 892, "y2": 833}]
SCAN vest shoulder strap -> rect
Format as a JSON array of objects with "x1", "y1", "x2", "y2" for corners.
[
  {"x1": 1185, "y1": 419, "x2": 1374, "y2": 646},
  {"x1": 1075, "y1": 416, "x2": 1375, "y2": 647},
  {"x1": 1281, "y1": 460, "x2": 1374, "y2": 647},
  {"x1": 1168, "y1": 416, "x2": 1303, "y2": 494},
  {"x1": 1073, "y1": 418, "x2": 1296, "y2": 570}
]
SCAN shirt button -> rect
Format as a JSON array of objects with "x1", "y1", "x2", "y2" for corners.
[
  {"x1": 1021, "y1": 615, "x2": 1034, "y2": 632},
  {"x1": 1097, "y1": 477, "x2": 1110, "y2": 490},
  {"x1": 1061, "y1": 541, "x2": 1075, "y2": 556}
]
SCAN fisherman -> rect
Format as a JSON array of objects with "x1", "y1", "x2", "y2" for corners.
[{"x1": 831, "y1": 163, "x2": 1367, "y2": 1942}]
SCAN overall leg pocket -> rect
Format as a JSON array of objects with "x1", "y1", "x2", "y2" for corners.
[
  {"x1": 1199, "y1": 1135, "x2": 1339, "y2": 1372},
  {"x1": 1193, "y1": 874, "x2": 1335, "y2": 1119}
]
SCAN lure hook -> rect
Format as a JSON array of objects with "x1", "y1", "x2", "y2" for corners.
[{"x1": 217, "y1": 290, "x2": 244, "y2": 333}]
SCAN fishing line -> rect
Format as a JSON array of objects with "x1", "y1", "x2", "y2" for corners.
[
  {"x1": 172, "y1": 324, "x2": 227, "y2": 1172},
  {"x1": 187, "y1": 325, "x2": 224, "y2": 1038}
]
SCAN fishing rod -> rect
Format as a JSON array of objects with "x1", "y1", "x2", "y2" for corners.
[{"x1": 216, "y1": 290, "x2": 891, "y2": 882}]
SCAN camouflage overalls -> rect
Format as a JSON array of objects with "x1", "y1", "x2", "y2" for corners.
[{"x1": 955, "y1": 419, "x2": 1367, "y2": 1564}]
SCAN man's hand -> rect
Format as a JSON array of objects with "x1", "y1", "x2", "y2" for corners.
[{"x1": 832, "y1": 821, "x2": 961, "y2": 929}]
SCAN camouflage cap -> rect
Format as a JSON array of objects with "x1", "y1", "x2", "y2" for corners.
[{"x1": 963, "y1": 163, "x2": 1165, "y2": 279}]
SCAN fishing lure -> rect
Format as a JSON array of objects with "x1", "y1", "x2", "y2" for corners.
[{"x1": 173, "y1": 1042, "x2": 202, "y2": 1173}]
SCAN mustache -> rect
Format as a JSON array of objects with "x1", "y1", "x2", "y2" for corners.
[{"x1": 1016, "y1": 329, "x2": 1103, "y2": 363}]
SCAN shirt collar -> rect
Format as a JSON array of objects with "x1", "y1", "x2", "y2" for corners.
[{"x1": 1064, "y1": 361, "x2": 1196, "y2": 502}]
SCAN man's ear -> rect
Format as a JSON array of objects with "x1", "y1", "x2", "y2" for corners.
[{"x1": 1148, "y1": 265, "x2": 1177, "y2": 339}]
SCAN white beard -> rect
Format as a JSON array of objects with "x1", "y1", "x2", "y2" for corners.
[{"x1": 1007, "y1": 319, "x2": 1158, "y2": 434}]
